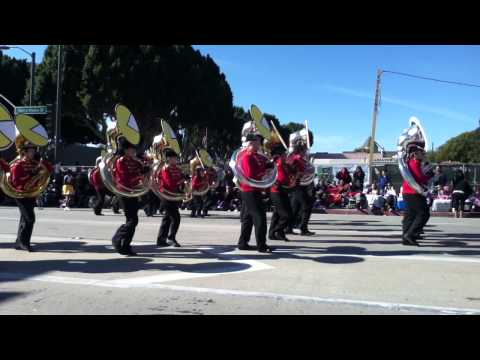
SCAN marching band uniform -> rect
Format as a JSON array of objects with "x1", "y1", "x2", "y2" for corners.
[
  {"x1": 6, "y1": 145, "x2": 53, "y2": 252},
  {"x1": 111, "y1": 140, "x2": 146, "y2": 256},
  {"x1": 286, "y1": 149, "x2": 315, "y2": 236},
  {"x1": 402, "y1": 147, "x2": 431, "y2": 246},
  {"x1": 237, "y1": 136, "x2": 273, "y2": 253},
  {"x1": 90, "y1": 166, "x2": 106, "y2": 216},
  {"x1": 191, "y1": 168, "x2": 208, "y2": 218},
  {"x1": 157, "y1": 150, "x2": 184, "y2": 247},
  {"x1": 268, "y1": 147, "x2": 293, "y2": 241}
]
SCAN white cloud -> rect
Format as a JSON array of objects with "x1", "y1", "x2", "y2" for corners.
[{"x1": 321, "y1": 84, "x2": 476, "y2": 124}]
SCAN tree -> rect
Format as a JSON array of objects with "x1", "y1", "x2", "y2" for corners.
[
  {"x1": 281, "y1": 122, "x2": 314, "y2": 148},
  {"x1": 33, "y1": 45, "x2": 238, "y2": 150},
  {"x1": 34, "y1": 45, "x2": 97, "y2": 143},
  {"x1": 430, "y1": 129, "x2": 480, "y2": 163},
  {"x1": 0, "y1": 51, "x2": 29, "y2": 106}
]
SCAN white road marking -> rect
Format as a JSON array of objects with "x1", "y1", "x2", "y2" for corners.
[{"x1": 0, "y1": 272, "x2": 478, "y2": 315}]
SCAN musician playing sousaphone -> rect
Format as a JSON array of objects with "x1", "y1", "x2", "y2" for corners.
[
  {"x1": 149, "y1": 120, "x2": 186, "y2": 248},
  {"x1": 0, "y1": 104, "x2": 53, "y2": 252},
  {"x1": 100, "y1": 104, "x2": 151, "y2": 256},
  {"x1": 285, "y1": 122, "x2": 316, "y2": 236},
  {"x1": 230, "y1": 104, "x2": 278, "y2": 253},
  {"x1": 190, "y1": 149, "x2": 213, "y2": 218},
  {"x1": 397, "y1": 116, "x2": 433, "y2": 247}
]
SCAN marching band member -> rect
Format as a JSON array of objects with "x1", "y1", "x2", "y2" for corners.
[
  {"x1": 237, "y1": 133, "x2": 274, "y2": 253},
  {"x1": 156, "y1": 148, "x2": 185, "y2": 248},
  {"x1": 111, "y1": 137, "x2": 149, "y2": 256},
  {"x1": 5, "y1": 141, "x2": 53, "y2": 252},
  {"x1": 191, "y1": 165, "x2": 208, "y2": 218},
  {"x1": 286, "y1": 142, "x2": 315, "y2": 236},
  {"x1": 268, "y1": 144, "x2": 294, "y2": 242},
  {"x1": 90, "y1": 157, "x2": 106, "y2": 216},
  {"x1": 401, "y1": 144, "x2": 431, "y2": 246}
]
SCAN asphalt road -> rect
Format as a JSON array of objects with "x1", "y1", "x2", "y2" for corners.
[{"x1": 0, "y1": 206, "x2": 479, "y2": 315}]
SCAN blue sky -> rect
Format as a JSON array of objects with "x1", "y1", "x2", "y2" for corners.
[{"x1": 4, "y1": 45, "x2": 480, "y2": 152}]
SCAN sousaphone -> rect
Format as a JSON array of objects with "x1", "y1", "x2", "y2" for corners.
[
  {"x1": 99, "y1": 104, "x2": 151, "y2": 198},
  {"x1": 149, "y1": 119, "x2": 189, "y2": 202},
  {"x1": 0, "y1": 104, "x2": 51, "y2": 199},
  {"x1": 397, "y1": 116, "x2": 430, "y2": 195},
  {"x1": 229, "y1": 104, "x2": 278, "y2": 189},
  {"x1": 287, "y1": 120, "x2": 315, "y2": 186}
]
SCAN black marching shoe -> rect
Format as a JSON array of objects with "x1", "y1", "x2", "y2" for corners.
[
  {"x1": 169, "y1": 240, "x2": 181, "y2": 248},
  {"x1": 238, "y1": 244, "x2": 254, "y2": 251},
  {"x1": 276, "y1": 232, "x2": 290, "y2": 242},
  {"x1": 15, "y1": 245, "x2": 34, "y2": 252},
  {"x1": 402, "y1": 235, "x2": 420, "y2": 247},
  {"x1": 121, "y1": 246, "x2": 137, "y2": 256},
  {"x1": 156, "y1": 239, "x2": 169, "y2": 247},
  {"x1": 285, "y1": 228, "x2": 295, "y2": 235},
  {"x1": 300, "y1": 230, "x2": 316, "y2": 236},
  {"x1": 258, "y1": 245, "x2": 274, "y2": 253},
  {"x1": 268, "y1": 233, "x2": 279, "y2": 240}
]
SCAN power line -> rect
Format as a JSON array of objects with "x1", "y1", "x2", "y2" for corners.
[{"x1": 383, "y1": 70, "x2": 480, "y2": 89}]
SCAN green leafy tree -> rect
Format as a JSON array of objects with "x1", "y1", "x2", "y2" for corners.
[
  {"x1": 432, "y1": 129, "x2": 480, "y2": 163},
  {"x1": 0, "y1": 51, "x2": 29, "y2": 106}
]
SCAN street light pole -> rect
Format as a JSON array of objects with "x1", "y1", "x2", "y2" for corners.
[
  {"x1": 54, "y1": 45, "x2": 63, "y2": 164},
  {"x1": 30, "y1": 52, "x2": 35, "y2": 106}
]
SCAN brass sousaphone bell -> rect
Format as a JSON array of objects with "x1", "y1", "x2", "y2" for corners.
[
  {"x1": 287, "y1": 120, "x2": 315, "y2": 186},
  {"x1": 229, "y1": 104, "x2": 278, "y2": 189},
  {"x1": 149, "y1": 119, "x2": 189, "y2": 202},
  {"x1": 0, "y1": 103, "x2": 51, "y2": 199},
  {"x1": 397, "y1": 116, "x2": 430, "y2": 195},
  {"x1": 99, "y1": 104, "x2": 151, "y2": 198}
]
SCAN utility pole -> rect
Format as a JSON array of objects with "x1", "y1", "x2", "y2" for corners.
[
  {"x1": 30, "y1": 52, "x2": 36, "y2": 106},
  {"x1": 368, "y1": 69, "x2": 383, "y2": 184},
  {"x1": 54, "y1": 45, "x2": 63, "y2": 164}
]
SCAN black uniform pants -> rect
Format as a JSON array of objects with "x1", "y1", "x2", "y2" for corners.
[
  {"x1": 269, "y1": 190, "x2": 293, "y2": 238},
  {"x1": 452, "y1": 192, "x2": 467, "y2": 211},
  {"x1": 93, "y1": 188, "x2": 106, "y2": 215},
  {"x1": 112, "y1": 197, "x2": 139, "y2": 251},
  {"x1": 158, "y1": 200, "x2": 181, "y2": 241},
  {"x1": 202, "y1": 192, "x2": 215, "y2": 215},
  {"x1": 238, "y1": 191, "x2": 267, "y2": 248},
  {"x1": 290, "y1": 186, "x2": 312, "y2": 232},
  {"x1": 15, "y1": 198, "x2": 36, "y2": 248},
  {"x1": 192, "y1": 195, "x2": 203, "y2": 216},
  {"x1": 403, "y1": 194, "x2": 428, "y2": 238}
]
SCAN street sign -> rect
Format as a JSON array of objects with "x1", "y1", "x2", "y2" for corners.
[{"x1": 15, "y1": 106, "x2": 49, "y2": 115}]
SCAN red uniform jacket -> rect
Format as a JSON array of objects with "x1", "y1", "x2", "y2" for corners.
[
  {"x1": 402, "y1": 158, "x2": 431, "y2": 195},
  {"x1": 90, "y1": 167, "x2": 104, "y2": 191},
  {"x1": 10, "y1": 158, "x2": 53, "y2": 191},
  {"x1": 160, "y1": 164, "x2": 184, "y2": 193},
  {"x1": 238, "y1": 149, "x2": 267, "y2": 192},
  {"x1": 114, "y1": 155, "x2": 144, "y2": 191},
  {"x1": 287, "y1": 153, "x2": 306, "y2": 174},
  {"x1": 287, "y1": 152, "x2": 307, "y2": 187},
  {"x1": 271, "y1": 154, "x2": 290, "y2": 193},
  {"x1": 192, "y1": 173, "x2": 208, "y2": 191}
]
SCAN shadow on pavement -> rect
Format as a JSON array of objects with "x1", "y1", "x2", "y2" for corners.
[{"x1": 0, "y1": 291, "x2": 25, "y2": 304}]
